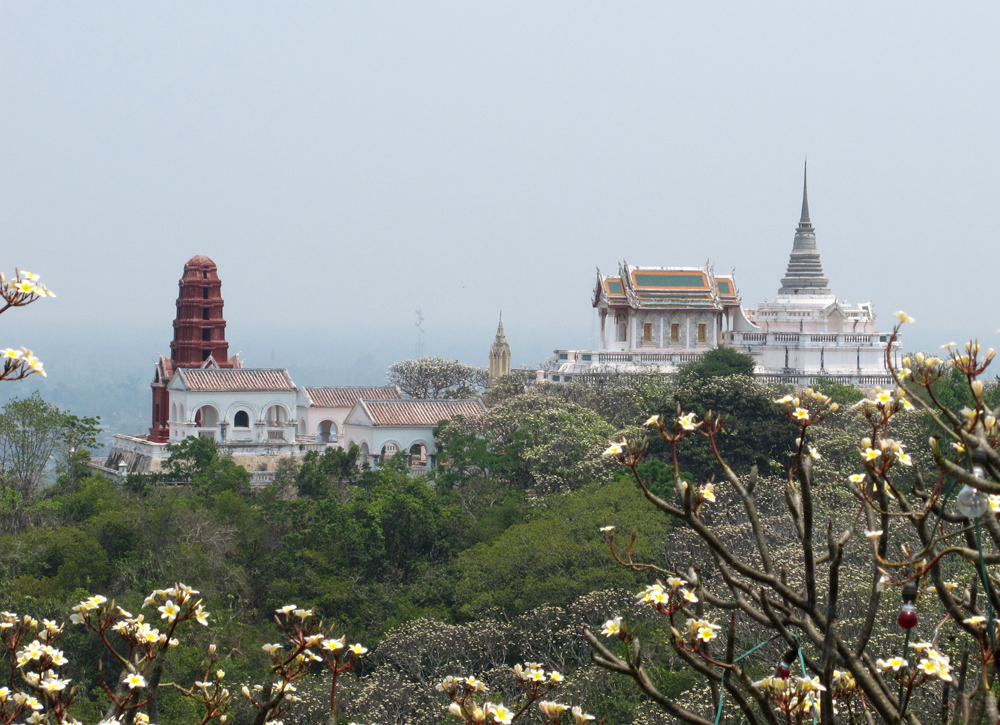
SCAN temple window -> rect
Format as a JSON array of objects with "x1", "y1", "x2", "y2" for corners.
[
  {"x1": 234, "y1": 410, "x2": 250, "y2": 428},
  {"x1": 698, "y1": 324, "x2": 707, "y2": 342},
  {"x1": 202, "y1": 308, "x2": 210, "y2": 320},
  {"x1": 202, "y1": 349, "x2": 211, "y2": 361},
  {"x1": 202, "y1": 287, "x2": 209, "y2": 299},
  {"x1": 671, "y1": 324, "x2": 680, "y2": 342},
  {"x1": 615, "y1": 316, "x2": 627, "y2": 342},
  {"x1": 202, "y1": 328, "x2": 211, "y2": 341},
  {"x1": 643, "y1": 323, "x2": 653, "y2": 342}
]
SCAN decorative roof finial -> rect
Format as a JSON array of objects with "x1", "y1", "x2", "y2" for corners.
[{"x1": 799, "y1": 159, "x2": 812, "y2": 229}]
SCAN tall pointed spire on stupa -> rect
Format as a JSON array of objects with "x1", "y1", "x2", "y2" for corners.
[
  {"x1": 778, "y1": 161, "x2": 831, "y2": 296},
  {"x1": 799, "y1": 160, "x2": 812, "y2": 229},
  {"x1": 488, "y1": 312, "x2": 512, "y2": 383}
]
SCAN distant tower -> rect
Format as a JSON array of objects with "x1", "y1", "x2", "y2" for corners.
[
  {"x1": 488, "y1": 313, "x2": 512, "y2": 383},
  {"x1": 777, "y1": 161, "x2": 832, "y2": 297},
  {"x1": 149, "y1": 256, "x2": 240, "y2": 441}
]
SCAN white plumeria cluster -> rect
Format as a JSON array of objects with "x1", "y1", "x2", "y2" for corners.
[
  {"x1": 1, "y1": 270, "x2": 55, "y2": 301},
  {"x1": 0, "y1": 269, "x2": 53, "y2": 381},
  {"x1": 438, "y1": 664, "x2": 575, "y2": 725},
  {"x1": 144, "y1": 583, "x2": 210, "y2": 626},
  {"x1": 684, "y1": 617, "x2": 722, "y2": 644},
  {"x1": 438, "y1": 675, "x2": 489, "y2": 696},
  {"x1": 538, "y1": 701, "x2": 596, "y2": 724},
  {"x1": 832, "y1": 669, "x2": 856, "y2": 690},
  {"x1": 3, "y1": 611, "x2": 75, "y2": 725},
  {"x1": 513, "y1": 662, "x2": 563, "y2": 685},
  {"x1": 852, "y1": 387, "x2": 915, "y2": 416},
  {"x1": 446, "y1": 700, "x2": 514, "y2": 724},
  {"x1": 634, "y1": 577, "x2": 698, "y2": 611},
  {"x1": 752, "y1": 675, "x2": 826, "y2": 716},
  {"x1": 0, "y1": 347, "x2": 46, "y2": 377},
  {"x1": 243, "y1": 603, "x2": 367, "y2": 724},
  {"x1": 71, "y1": 586, "x2": 208, "y2": 655},
  {"x1": 775, "y1": 389, "x2": 840, "y2": 426},
  {"x1": 858, "y1": 436, "x2": 913, "y2": 470},
  {"x1": 0, "y1": 686, "x2": 47, "y2": 724},
  {"x1": 910, "y1": 642, "x2": 953, "y2": 681},
  {"x1": 875, "y1": 642, "x2": 953, "y2": 682}
]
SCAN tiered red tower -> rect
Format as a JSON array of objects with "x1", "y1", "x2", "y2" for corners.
[{"x1": 149, "y1": 256, "x2": 240, "y2": 442}]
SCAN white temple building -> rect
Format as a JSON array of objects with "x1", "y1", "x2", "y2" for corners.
[
  {"x1": 542, "y1": 166, "x2": 899, "y2": 387},
  {"x1": 105, "y1": 256, "x2": 485, "y2": 477}
]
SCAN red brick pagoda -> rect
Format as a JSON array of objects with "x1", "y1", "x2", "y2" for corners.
[{"x1": 148, "y1": 256, "x2": 241, "y2": 442}]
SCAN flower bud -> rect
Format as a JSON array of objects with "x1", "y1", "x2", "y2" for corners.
[{"x1": 972, "y1": 380, "x2": 984, "y2": 400}]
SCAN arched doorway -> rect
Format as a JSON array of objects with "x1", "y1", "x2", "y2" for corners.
[
  {"x1": 266, "y1": 405, "x2": 288, "y2": 442},
  {"x1": 317, "y1": 420, "x2": 336, "y2": 443},
  {"x1": 194, "y1": 405, "x2": 220, "y2": 440},
  {"x1": 380, "y1": 442, "x2": 398, "y2": 462},
  {"x1": 409, "y1": 443, "x2": 427, "y2": 468}
]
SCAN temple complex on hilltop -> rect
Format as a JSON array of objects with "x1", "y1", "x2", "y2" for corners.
[
  {"x1": 541, "y1": 165, "x2": 900, "y2": 386},
  {"x1": 104, "y1": 167, "x2": 900, "y2": 479},
  {"x1": 106, "y1": 256, "x2": 484, "y2": 479}
]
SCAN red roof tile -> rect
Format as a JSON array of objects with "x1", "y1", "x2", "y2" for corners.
[
  {"x1": 176, "y1": 368, "x2": 295, "y2": 391},
  {"x1": 303, "y1": 386, "x2": 400, "y2": 408},
  {"x1": 360, "y1": 399, "x2": 484, "y2": 427}
]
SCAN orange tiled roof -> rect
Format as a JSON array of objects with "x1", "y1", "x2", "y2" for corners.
[
  {"x1": 304, "y1": 386, "x2": 400, "y2": 408},
  {"x1": 176, "y1": 368, "x2": 295, "y2": 391},
  {"x1": 359, "y1": 399, "x2": 485, "y2": 427}
]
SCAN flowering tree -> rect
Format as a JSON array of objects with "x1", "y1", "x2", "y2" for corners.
[
  {"x1": 586, "y1": 313, "x2": 1000, "y2": 724},
  {"x1": 1, "y1": 269, "x2": 53, "y2": 382},
  {"x1": 0, "y1": 586, "x2": 371, "y2": 725},
  {"x1": 387, "y1": 357, "x2": 487, "y2": 399}
]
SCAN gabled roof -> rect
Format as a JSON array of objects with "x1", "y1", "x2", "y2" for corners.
[
  {"x1": 594, "y1": 262, "x2": 742, "y2": 310},
  {"x1": 716, "y1": 275, "x2": 739, "y2": 303},
  {"x1": 355, "y1": 398, "x2": 485, "y2": 427},
  {"x1": 593, "y1": 276, "x2": 628, "y2": 307},
  {"x1": 173, "y1": 368, "x2": 295, "y2": 392},
  {"x1": 303, "y1": 386, "x2": 401, "y2": 408}
]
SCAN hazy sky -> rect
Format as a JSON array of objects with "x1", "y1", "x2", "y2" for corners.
[{"x1": 3, "y1": 3, "x2": 1000, "y2": 408}]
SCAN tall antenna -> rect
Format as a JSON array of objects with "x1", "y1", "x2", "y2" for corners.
[{"x1": 415, "y1": 308, "x2": 425, "y2": 358}]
